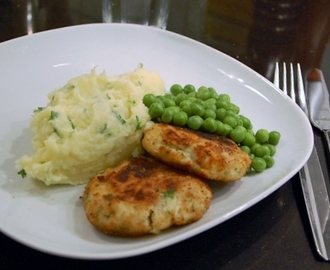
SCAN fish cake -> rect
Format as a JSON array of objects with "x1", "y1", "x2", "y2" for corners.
[
  {"x1": 82, "y1": 156, "x2": 212, "y2": 236},
  {"x1": 142, "y1": 123, "x2": 251, "y2": 182}
]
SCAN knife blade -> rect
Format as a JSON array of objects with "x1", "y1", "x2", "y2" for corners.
[
  {"x1": 307, "y1": 69, "x2": 330, "y2": 155},
  {"x1": 299, "y1": 144, "x2": 330, "y2": 260}
]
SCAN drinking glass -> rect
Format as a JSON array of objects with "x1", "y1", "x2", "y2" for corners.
[{"x1": 102, "y1": 0, "x2": 170, "y2": 29}]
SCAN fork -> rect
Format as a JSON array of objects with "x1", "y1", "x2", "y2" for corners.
[{"x1": 274, "y1": 62, "x2": 330, "y2": 260}]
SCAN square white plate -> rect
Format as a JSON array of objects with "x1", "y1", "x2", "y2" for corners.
[{"x1": 0, "y1": 23, "x2": 313, "y2": 259}]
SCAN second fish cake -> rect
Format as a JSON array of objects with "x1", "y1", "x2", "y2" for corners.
[{"x1": 142, "y1": 123, "x2": 251, "y2": 182}]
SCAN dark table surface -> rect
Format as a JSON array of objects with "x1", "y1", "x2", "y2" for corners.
[{"x1": 1, "y1": 0, "x2": 330, "y2": 269}]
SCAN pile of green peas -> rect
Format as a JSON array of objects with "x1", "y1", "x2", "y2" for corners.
[{"x1": 142, "y1": 84, "x2": 281, "y2": 173}]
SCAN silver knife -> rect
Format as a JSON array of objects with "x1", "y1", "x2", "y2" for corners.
[
  {"x1": 307, "y1": 69, "x2": 330, "y2": 155},
  {"x1": 299, "y1": 144, "x2": 330, "y2": 260},
  {"x1": 304, "y1": 69, "x2": 330, "y2": 260}
]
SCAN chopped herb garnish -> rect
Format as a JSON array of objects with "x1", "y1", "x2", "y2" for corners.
[
  {"x1": 99, "y1": 124, "x2": 107, "y2": 133},
  {"x1": 17, "y1": 169, "x2": 27, "y2": 178},
  {"x1": 53, "y1": 128, "x2": 62, "y2": 138},
  {"x1": 68, "y1": 117, "x2": 75, "y2": 129},
  {"x1": 162, "y1": 189, "x2": 175, "y2": 199},
  {"x1": 33, "y1": 107, "x2": 44, "y2": 113},
  {"x1": 66, "y1": 84, "x2": 75, "y2": 91},
  {"x1": 113, "y1": 111, "x2": 126, "y2": 124},
  {"x1": 135, "y1": 116, "x2": 142, "y2": 131},
  {"x1": 49, "y1": 111, "x2": 59, "y2": 120},
  {"x1": 107, "y1": 94, "x2": 111, "y2": 100},
  {"x1": 128, "y1": 99, "x2": 136, "y2": 105},
  {"x1": 50, "y1": 95, "x2": 55, "y2": 105},
  {"x1": 106, "y1": 82, "x2": 113, "y2": 89}
]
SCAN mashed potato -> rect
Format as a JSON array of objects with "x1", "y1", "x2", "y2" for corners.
[{"x1": 16, "y1": 67, "x2": 165, "y2": 185}]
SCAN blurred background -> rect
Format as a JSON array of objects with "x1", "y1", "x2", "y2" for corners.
[{"x1": 1, "y1": 0, "x2": 330, "y2": 79}]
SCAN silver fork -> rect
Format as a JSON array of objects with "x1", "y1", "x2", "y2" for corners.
[{"x1": 274, "y1": 62, "x2": 330, "y2": 261}]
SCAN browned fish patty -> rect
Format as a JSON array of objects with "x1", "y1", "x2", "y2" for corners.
[
  {"x1": 142, "y1": 123, "x2": 251, "y2": 182},
  {"x1": 82, "y1": 156, "x2": 212, "y2": 237}
]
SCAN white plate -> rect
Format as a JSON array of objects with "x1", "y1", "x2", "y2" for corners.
[{"x1": 0, "y1": 24, "x2": 313, "y2": 259}]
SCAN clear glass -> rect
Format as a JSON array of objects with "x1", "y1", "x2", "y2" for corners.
[{"x1": 102, "y1": 0, "x2": 170, "y2": 29}]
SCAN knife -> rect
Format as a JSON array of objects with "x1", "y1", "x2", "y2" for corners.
[
  {"x1": 305, "y1": 68, "x2": 330, "y2": 260},
  {"x1": 307, "y1": 69, "x2": 330, "y2": 155},
  {"x1": 299, "y1": 143, "x2": 330, "y2": 260}
]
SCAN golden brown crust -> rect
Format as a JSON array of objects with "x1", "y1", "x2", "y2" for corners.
[
  {"x1": 82, "y1": 156, "x2": 212, "y2": 237},
  {"x1": 142, "y1": 123, "x2": 251, "y2": 182}
]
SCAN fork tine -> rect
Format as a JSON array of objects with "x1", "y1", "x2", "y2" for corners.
[
  {"x1": 289, "y1": 63, "x2": 296, "y2": 102},
  {"x1": 274, "y1": 62, "x2": 280, "y2": 88},
  {"x1": 296, "y1": 63, "x2": 309, "y2": 116},
  {"x1": 282, "y1": 63, "x2": 288, "y2": 96}
]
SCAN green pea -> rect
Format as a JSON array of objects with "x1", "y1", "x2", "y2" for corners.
[
  {"x1": 227, "y1": 103, "x2": 240, "y2": 114},
  {"x1": 187, "y1": 92, "x2": 196, "y2": 98},
  {"x1": 170, "y1": 84, "x2": 183, "y2": 96},
  {"x1": 196, "y1": 86, "x2": 211, "y2": 100},
  {"x1": 234, "y1": 125, "x2": 246, "y2": 132},
  {"x1": 236, "y1": 119, "x2": 243, "y2": 127},
  {"x1": 250, "y1": 143, "x2": 261, "y2": 154},
  {"x1": 225, "y1": 110, "x2": 236, "y2": 117},
  {"x1": 148, "y1": 103, "x2": 164, "y2": 119},
  {"x1": 215, "y1": 100, "x2": 228, "y2": 109},
  {"x1": 256, "y1": 129, "x2": 269, "y2": 143},
  {"x1": 161, "y1": 107, "x2": 177, "y2": 123},
  {"x1": 216, "y1": 108, "x2": 226, "y2": 120},
  {"x1": 223, "y1": 115, "x2": 237, "y2": 128},
  {"x1": 215, "y1": 120, "x2": 224, "y2": 135},
  {"x1": 168, "y1": 106, "x2": 181, "y2": 114},
  {"x1": 204, "y1": 99, "x2": 217, "y2": 110},
  {"x1": 203, "y1": 109, "x2": 216, "y2": 119},
  {"x1": 202, "y1": 117, "x2": 217, "y2": 133},
  {"x1": 193, "y1": 98, "x2": 205, "y2": 106},
  {"x1": 187, "y1": 115, "x2": 203, "y2": 130},
  {"x1": 246, "y1": 129, "x2": 254, "y2": 135},
  {"x1": 218, "y1": 93, "x2": 231, "y2": 103},
  {"x1": 191, "y1": 103, "x2": 205, "y2": 117},
  {"x1": 183, "y1": 84, "x2": 196, "y2": 94},
  {"x1": 255, "y1": 145, "x2": 271, "y2": 157},
  {"x1": 222, "y1": 124, "x2": 233, "y2": 136},
  {"x1": 175, "y1": 93, "x2": 188, "y2": 105},
  {"x1": 240, "y1": 145, "x2": 251, "y2": 154},
  {"x1": 252, "y1": 157, "x2": 267, "y2": 172},
  {"x1": 164, "y1": 93, "x2": 176, "y2": 100},
  {"x1": 265, "y1": 144, "x2": 276, "y2": 156},
  {"x1": 179, "y1": 99, "x2": 192, "y2": 108},
  {"x1": 240, "y1": 115, "x2": 252, "y2": 129},
  {"x1": 206, "y1": 97, "x2": 217, "y2": 103},
  {"x1": 263, "y1": 155, "x2": 275, "y2": 168},
  {"x1": 143, "y1": 93, "x2": 157, "y2": 107},
  {"x1": 242, "y1": 132, "x2": 256, "y2": 146},
  {"x1": 173, "y1": 111, "x2": 188, "y2": 126},
  {"x1": 268, "y1": 131, "x2": 281, "y2": 145},
  {"x1": 163, "y1": 98, "x2": 176, "y2": 107},
  {"x1": 208, "y1": 87, "x2": 218, "y2": 99},
  {"x1": 181, "y1": 105, "x2": 193, "y2": 116},
  {"x1": 230, "y1": 128, "x2": 246, "y2": 143}
]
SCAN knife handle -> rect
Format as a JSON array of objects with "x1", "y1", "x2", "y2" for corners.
[{"x1": 322, "y1": 130, "x2": 330, "y2": 157}]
